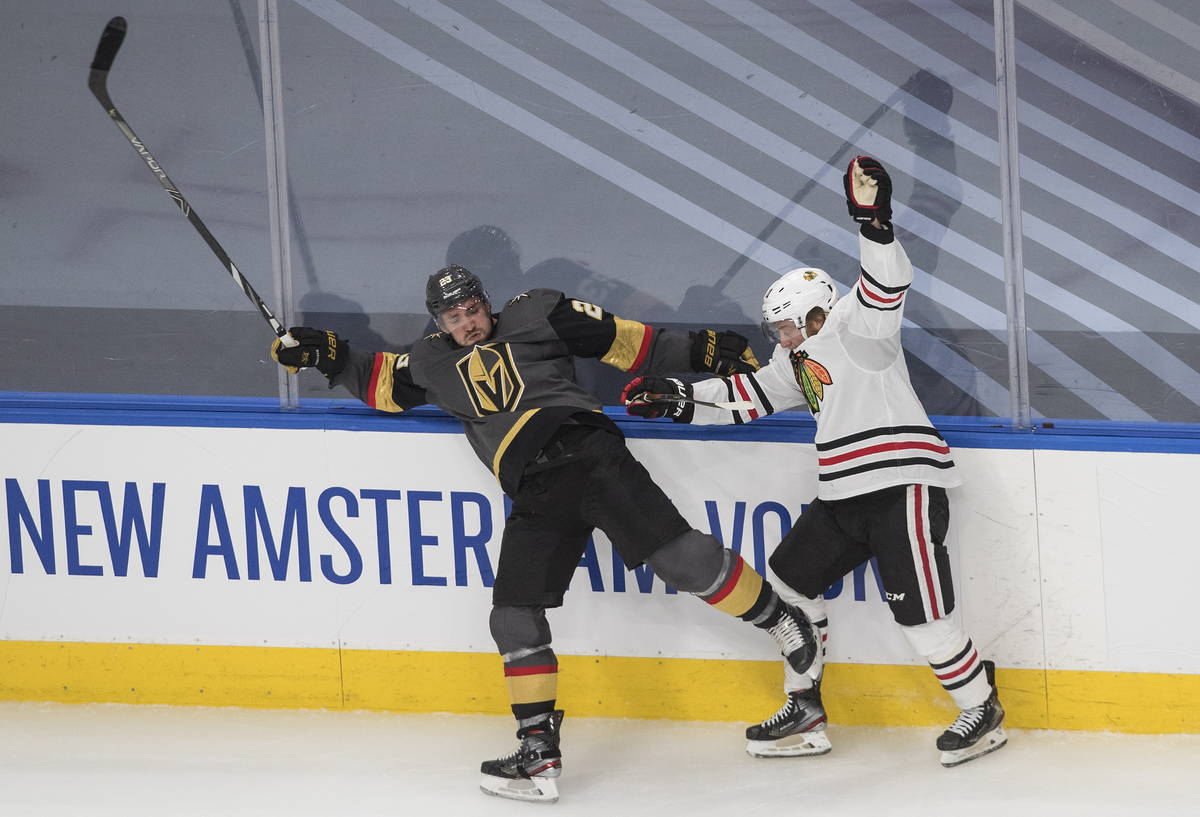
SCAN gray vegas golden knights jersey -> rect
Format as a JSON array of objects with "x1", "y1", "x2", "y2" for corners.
[{"x1": 332, "y1": 288, "x2": 695, "y2": 495}]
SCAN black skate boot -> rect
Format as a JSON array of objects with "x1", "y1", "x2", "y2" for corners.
[
  {"x1": 746, "y1": 680, "x2": 831, "y2": 758},
  {"x1": 764, "y1": 604, "x2": 821, "y2": 676},
  {"x1": 937, "y1": 660, "x2": 1007, "y2": 767},
  {"x1": 480, "y1": 710, "x2": 564, "y2": 803}
]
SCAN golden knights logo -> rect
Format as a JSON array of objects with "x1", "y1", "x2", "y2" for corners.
[{"x1": 456, "y1": 343, "x2": 525, "y2": 415}]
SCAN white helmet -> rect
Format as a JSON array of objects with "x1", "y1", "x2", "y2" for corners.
[{"x1": 760, "y1": 266, "x2": 839, "y2": 342}]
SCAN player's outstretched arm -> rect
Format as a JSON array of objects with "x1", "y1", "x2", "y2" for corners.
[
  {"x1": 622, "y1": 355, "x2": 802, "y2": 425},
  {"x1": 542, "y1": 292, "x2": 758, "y2": 377},
  {"x1": 270, "y1": 327, "x2": 427, "y2": 412}
]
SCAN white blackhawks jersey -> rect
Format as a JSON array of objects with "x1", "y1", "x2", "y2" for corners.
[{"x1": 689, "y1": 229, "x2": 961, "y2": 501}]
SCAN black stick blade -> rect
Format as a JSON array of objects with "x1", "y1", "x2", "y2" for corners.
[{"x1": 90, "y1": 17, "x2": 127, "y2": 73}]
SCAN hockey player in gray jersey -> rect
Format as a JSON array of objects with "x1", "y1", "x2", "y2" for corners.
[
  {"x1": 270, "y1": 266, "x2": 822, "y2": 803},
  {"x1": 623, "y1": 157, "x2": 1006, "y2": 768}
]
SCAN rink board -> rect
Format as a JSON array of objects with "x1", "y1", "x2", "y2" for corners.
[
  {"x1": 0, "y1": 410, "x2": 1197, "y2": 733},
  {"x1": 2, "y1": 640, "x2": 1198, "y2": 734}
]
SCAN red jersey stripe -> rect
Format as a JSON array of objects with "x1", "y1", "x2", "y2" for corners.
[
  {"x1": 733, "y1": 375, "x2": 759, "y2": 420},
  {"x1": 366, "y1": 353, "x2": 385, "y2": 409},
  {"x1": 629, "y1": 325, "x2": 654, "y2": 372},
  {"x1": 858, "y1": 277, "x2": 905, "y2": 303},
  {"x1": 818, "y1": 439, "x2": 951, "y2": 466}
]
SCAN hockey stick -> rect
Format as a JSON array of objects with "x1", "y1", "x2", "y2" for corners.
[
  {"x1": 87, "y1": 16, "x2": 296, "y2": 346},
  {"x1": 635, "y1": 392, "x2": 755, "y2": 412}
]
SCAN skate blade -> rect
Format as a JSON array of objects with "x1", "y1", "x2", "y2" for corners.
[
  {"x1": 940, "y1": 726, "x2": 1008, "y2": 768},
  {"x1": 479, "y1": 773, "x2": 559, "y2": 803},
  {"x1": 747, "y1": 731, "x2": 832, "y2": 758}
]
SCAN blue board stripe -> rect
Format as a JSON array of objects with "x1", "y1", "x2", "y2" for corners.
[{"x1": 1, "y1": 393, "x2": 1197, "y2": 454}]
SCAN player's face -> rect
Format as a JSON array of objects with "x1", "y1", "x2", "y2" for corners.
[
  {"x1": 439, "y1": 297, "x2": 494, "y2": 345},
  {"x1": 772, "y1": 319, "x2": 806, "y2": 350},
  {"x1": 771, "y1": 308, "x2": 827, "y2": 350}
]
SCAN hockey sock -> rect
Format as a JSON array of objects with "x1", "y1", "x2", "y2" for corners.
[
  {"x1": 503, "y1": 646, "x2": 558, "y2": 721},
  {"x1": 699, "y1": 551, "x2": 784, "y2": 627},
  {"x1": 901, "y1": 619, "x2": 991, "y2": 709},
  {"x1": 929, "y1": 638, "x2": 991, "y2": 709}
]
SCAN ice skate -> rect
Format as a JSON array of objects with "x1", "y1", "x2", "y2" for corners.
[
  {"x1": 746, "y1": 681, "x2": 831, "y2": 758},
  {"x1": 937, "y1": 661, "x2": 1007, "y2": 767},
  {"x1": 765, "y1": 604, "x2": 821, "y2": 676},
  {"x1": 479, "y1": 710, "x2": 564, "y2": 803}
]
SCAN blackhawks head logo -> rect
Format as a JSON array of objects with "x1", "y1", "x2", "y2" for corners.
[
  {"x1": 790, "y1": 350, "x2": 832, "y2": 414},
  {"x1": 456, "y1": 343, "x2": 525, "y2": 416}
]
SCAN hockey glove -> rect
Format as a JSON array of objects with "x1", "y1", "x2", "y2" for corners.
[
  {"x1": 270, "y1": 327, "x2": 348, "y2": 379},
  {"x1": 689, "y1": 329, "x2": 760, "y2": 375},
  {"x1": 621, "y1": 376, "x2": 695, "y2": 422},
  {"x1": 844, "y1": 156, "x2": 892, "y2": 224}
]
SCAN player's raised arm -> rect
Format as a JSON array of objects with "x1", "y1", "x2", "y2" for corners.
[{"x1": 843, "y1": 156, "x2": 915, "y2": 340}]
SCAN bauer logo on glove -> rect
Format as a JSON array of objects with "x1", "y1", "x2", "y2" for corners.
[
  {"x1": 621, "y1": 376, "x2": 695, "y2": 422},
  {"x1": 270, "y1": 327, "x2": 348, "y2": 379},
  {"x1": 689, "y1": 329, "x2": 760, "y2": 376}
]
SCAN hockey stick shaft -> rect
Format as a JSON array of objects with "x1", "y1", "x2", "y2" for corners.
[
  {"x1": 640, "y1": 392, "x2": 755, "y2": 412},
  {"x1": 88, "y1": 17, "x2": 295, "y2": 345}
]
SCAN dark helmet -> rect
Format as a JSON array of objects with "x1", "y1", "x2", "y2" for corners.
[{"x1": 425, "y1": 264, "x2": 489, "y2": 318}]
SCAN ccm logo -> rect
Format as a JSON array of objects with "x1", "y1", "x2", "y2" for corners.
[{"x1": 886, "y1": 591, "x2": 905, "y2": 601}]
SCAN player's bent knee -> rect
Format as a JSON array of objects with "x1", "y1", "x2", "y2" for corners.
[
  {"x1": 489, "y1": 605, "x2": 551, "y2": 654},
  {"x1": 768, "y1": 548, "x2": 822, "y2": 599},
  {"x1": 644, "y1": 529, "x2": 725, "y2": 593}
]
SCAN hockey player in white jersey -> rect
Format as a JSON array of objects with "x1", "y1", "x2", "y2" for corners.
[{"x1": 623, "y1": 156, "x2": 1006, "y2": 768}]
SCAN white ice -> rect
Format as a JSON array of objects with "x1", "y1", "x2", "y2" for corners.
[{"x1": 0, "y1": 702, "x2": 1195, "y2": 816}]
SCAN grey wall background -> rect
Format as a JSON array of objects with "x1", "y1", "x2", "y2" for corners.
[{"x1": 3, "y1": 0, "x2": 1198, "y2": 421}]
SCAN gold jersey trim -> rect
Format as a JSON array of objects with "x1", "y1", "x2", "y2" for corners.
[
  {"x1": 600, "y1": 318, "x2": 651, "y2": 372},
  {"x1": 371, "y1": 353, "x2": 407, "y2": 413},
  {"x1": 492, "y1": 408, "x2": 540, "y2": 478}
]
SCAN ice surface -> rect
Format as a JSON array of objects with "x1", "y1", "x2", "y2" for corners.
[{"x1": 0, "y1": 702, "x2": 1196, "y2": 816}]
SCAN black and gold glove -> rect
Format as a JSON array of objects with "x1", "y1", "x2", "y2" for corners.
[
  {"x1": 689, "y1": 329, "x2": 760, "y2": 375},
  {"x1": 270, "y1": 327, "x2": 347, "y2": 379}
]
